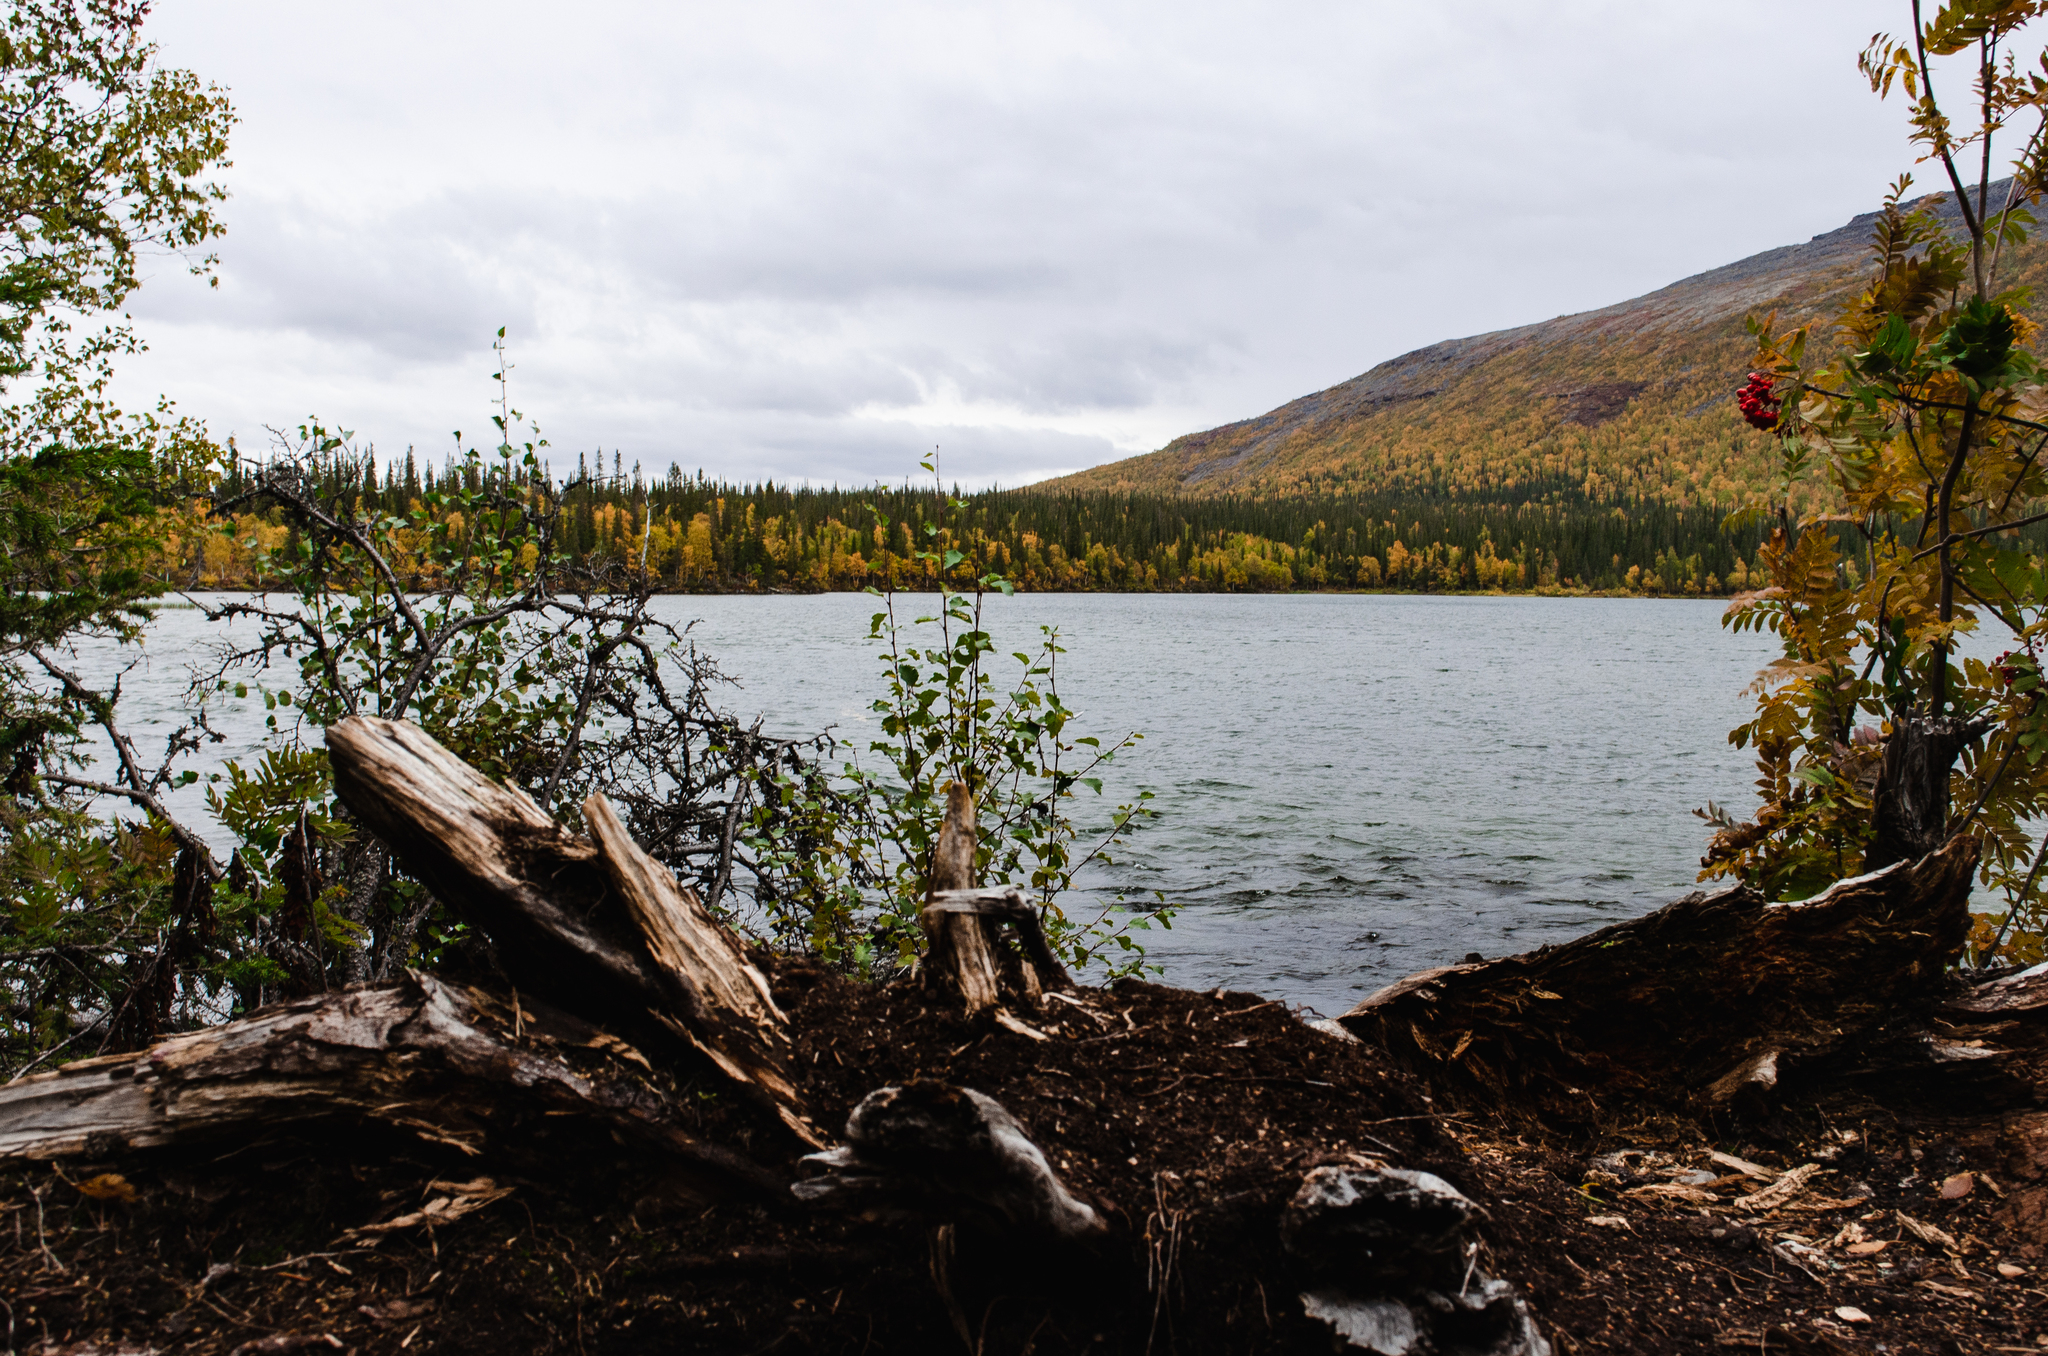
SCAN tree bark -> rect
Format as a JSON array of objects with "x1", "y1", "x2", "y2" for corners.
[
  {"x1": 331, "y1": 832, "x2": 388, "y2": 987},
  {"x1": 1865, "y1": 713, "x2": 1990, "y2": 872}
]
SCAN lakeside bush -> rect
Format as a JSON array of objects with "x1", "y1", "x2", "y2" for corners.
[{"x1": 1702, "y1": 4, "x2": 2048, "y2": 965}]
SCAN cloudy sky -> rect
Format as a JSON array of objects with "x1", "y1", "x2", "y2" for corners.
[{"x1": 121, "y1": 1, "x2": 1927, "y2": 489}]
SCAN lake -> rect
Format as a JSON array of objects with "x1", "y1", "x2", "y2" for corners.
[{"x1": 86, "y1": 592, "x2": 1786, "y2": 1014}]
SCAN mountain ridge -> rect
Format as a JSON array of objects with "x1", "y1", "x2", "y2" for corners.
[{"x1": 1047, "y1": 187, "x2": 2032, "y2": 510}]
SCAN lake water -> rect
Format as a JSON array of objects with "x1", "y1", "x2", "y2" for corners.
[
  {"x1": 84, "y1": 592, "x2": 1787, "y2": 1015},
  {"x1": 664, "y1": 593, "x2": 1778, "y2": 1013}
]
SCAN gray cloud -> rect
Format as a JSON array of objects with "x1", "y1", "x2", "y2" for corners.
[
  {"x1": 116, "y1": 0, "x2": 1929, "y2": 485},
  {"x1": 142, "y1": 195, "x2": 540, "y2": 363}
]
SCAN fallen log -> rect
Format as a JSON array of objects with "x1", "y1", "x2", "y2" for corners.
[
  {"x1": 1859, "y1": 956, "x2": 2048, "y2": 1106},
  {"x1": 324, "y1": 716, "x2": 670, "y2": 1021},
  {"x1": 1942, "y1": 958, "x2": 2048, "y2": 1018},
  {"x1": 326, "y1": 715, "x2": 815, "y2": 1142},
  {"x1": 1339, "y1": 838, "x2": 1979, "y2": 1124},
  {"x1": 0, "y1": 971, "x2": 783, "y2": 1200}
]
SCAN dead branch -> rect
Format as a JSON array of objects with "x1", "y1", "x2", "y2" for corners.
[{"x1": 583, "y1": 792, "x2": 819, "y2": 1146}]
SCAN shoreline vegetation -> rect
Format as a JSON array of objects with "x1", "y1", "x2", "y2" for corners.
[{"x1": 175, "y1": 454, "x2": 1816, "y2": 598}]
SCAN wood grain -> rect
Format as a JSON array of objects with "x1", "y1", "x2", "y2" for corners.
[
  {"x1": 921, "y1": 782, "x2": 1004, "y2": 1014},
  {"x1": 0, "y1": 973, "x2": 780, "y2": 1197}
]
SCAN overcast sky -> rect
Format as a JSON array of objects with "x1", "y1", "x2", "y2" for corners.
[{"x1": 119, "y1": 1, "x2": 1930, "y2": 489}]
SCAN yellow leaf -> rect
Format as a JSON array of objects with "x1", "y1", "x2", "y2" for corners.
[{"x1": 77, "y1": 1173, "x2": 136, "y2": 1203}]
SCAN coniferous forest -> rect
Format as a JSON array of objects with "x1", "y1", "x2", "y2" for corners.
[{"x1": 192, "y1": 449, "x2": 1810, "y2": 596}]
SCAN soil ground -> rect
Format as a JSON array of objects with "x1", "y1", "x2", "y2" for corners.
[{"x1": 1, "y1": 963, "x2": 2040, "y2": 1355}]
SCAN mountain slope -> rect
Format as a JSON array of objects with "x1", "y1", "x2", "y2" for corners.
[{"x1": 1050, "y1": 188, "x2": 2048, "y2": 515}]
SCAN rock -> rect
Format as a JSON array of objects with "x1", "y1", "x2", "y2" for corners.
[
  {"x1": 1416, "y1": 1276, "x2": 1552, "y2": 1356},
  {"x1": 1300, "y1": 1278, "x2": 1552, "y2": 1356},
  {"x1": 1286, "y1": 1165, "x2": 1549, "y2": 1356},
  {"x1": 1299, "y1": 1292, "x2": 1420, "y2": 1354},
  {"x1": 1280, "y1": 1164, "x2": 1480, "y2": 1261}
]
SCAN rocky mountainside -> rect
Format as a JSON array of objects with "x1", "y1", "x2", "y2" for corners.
[{"x1": 1050, "y1": 185, "x2": 2047, "y2": 512}]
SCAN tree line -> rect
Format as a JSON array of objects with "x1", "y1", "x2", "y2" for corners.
[{"x1": 197, "y1": 449, "x2": 1806, "y2": 596}]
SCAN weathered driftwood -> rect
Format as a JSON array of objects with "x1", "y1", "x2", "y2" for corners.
[
  {"x1": 1339, "y1": 838, "x2": 1979, "y2": 1122},
  {"x1": 795, "y1": 1081, "x2": 1115, "y2": 1353},
  {"x1": 925, "y1": 887, "x2": 1073, "y2": 993},
  {"x1": 583, "y1": 793, "x2": 820, "y2": 1146},
  {"x1": 326, "y1": 716, "x2": 812, "y2": 1140},
  {"x1": 0, "y1": 972, "x2": 782, "y2": 1199},
  {"x1": 326, "y1": 716, "x2": 668, "y2": 1019}
]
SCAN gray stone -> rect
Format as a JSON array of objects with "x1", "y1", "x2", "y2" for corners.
[
  {"x1": 1299, "y1": 1291, "x2": 1420, "y2": 1354},
  {"x1": 1281, "y1": 1164, "x2": 1479, "y2": 1259}
]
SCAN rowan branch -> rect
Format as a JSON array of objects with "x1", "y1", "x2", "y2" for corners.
[{"x1": 1909, "y1": 505, "x2": 2048, "y2": 561}]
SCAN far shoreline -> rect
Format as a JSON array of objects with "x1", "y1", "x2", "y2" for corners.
[{"x1": 147, "y1": 583, "x2": 1744, "y2": 605}]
